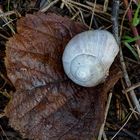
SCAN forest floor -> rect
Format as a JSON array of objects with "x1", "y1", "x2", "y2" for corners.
[{"x1": 0, "y1": 0, "x2": 140, "y2": 140}]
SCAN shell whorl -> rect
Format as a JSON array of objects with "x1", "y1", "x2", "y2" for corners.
[
  {"x1": 70, "y1": 54, "x2": 105, "y2": 87},
  {"x1": 62, "y1": 30, "x2": 119, "y2": 87}
]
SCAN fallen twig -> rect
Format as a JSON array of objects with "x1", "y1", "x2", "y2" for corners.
[
  {"x1": 106, "y1": 120, "x2": 140, "y2": 140},
  {"x1": 0, "y1": 7, "x2": 15, "y2": 34},
  {"x1": 112, "y1": 0, "x2": 119, "y2": 43},
  {"x1": 98, "y1": 92, "x2": 112, "y2": 140},
  {"x1": 112, "y1": 0, "x2": 140, "y2": 114},
  {"x1": 120, "y1": 48, "x2": 140, "y2": 113},
  {"x1": 111, "y1": 111, "x2": 134, "y2": 139},
  {"x1": 40, "y1": 0, "x2": 59, "y2": 12},
  {"x1": 123, "y1": 82, "x2": 140, "y2": 93}
]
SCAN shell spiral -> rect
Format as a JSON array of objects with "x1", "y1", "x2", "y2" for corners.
[{"x1": 62, "y1": 30, "x2": 119, "y2": 87}]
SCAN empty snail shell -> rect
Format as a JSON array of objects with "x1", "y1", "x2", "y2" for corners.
[{"x1": 62, "y1": 30, "x2": 119, "y2": 87}]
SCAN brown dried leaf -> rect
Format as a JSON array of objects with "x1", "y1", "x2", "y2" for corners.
[{"x1": 4, "y1": 12, "x2": 121, "y2": 140}]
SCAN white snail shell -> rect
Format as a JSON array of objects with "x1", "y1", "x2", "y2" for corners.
[{"x1": 62, "y1": 30, "x2": 119, "y2": 87}]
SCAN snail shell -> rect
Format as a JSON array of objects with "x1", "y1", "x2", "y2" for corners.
[{"x1": 62, "y1": 30, "x2": 119, "y2": 87}]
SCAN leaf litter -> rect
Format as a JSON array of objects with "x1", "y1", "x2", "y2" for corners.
[{"x1": 4, "y1": 12, "x2": 121, "y2": 140}]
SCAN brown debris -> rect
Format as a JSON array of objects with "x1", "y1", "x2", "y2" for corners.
[{"x1": 4, "y1": 12, "x2": 121, "y2": 140}]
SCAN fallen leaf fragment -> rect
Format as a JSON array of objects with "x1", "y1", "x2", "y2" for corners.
[{"x1": 4, "y1": 12, "x2": 121, "y2": 140}]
